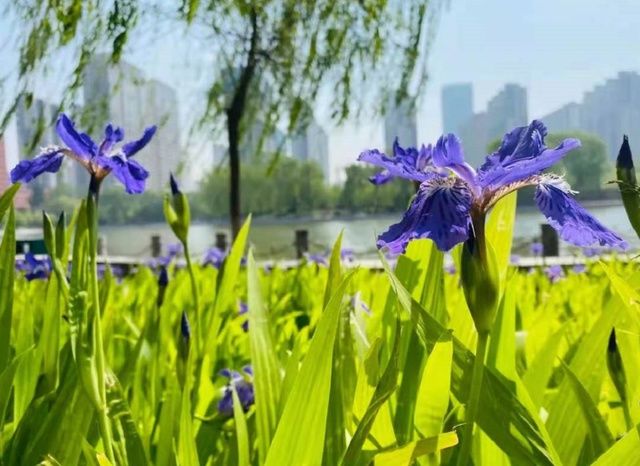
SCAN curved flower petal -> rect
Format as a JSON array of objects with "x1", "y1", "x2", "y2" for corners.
[
  {"x1": 535, "y1": 181, "x2": 627, "y2": 249},
  {"x1": 478, "y1": 120, "x2": 580, "y2": 189},
  {"x1": 433, "y1": 133, "x2": 478, "y2": 189},
  {"x1": 98, "y1": 155, "x2": 149, "y2": 194},
  {"x1": 55, "y1": 114, "x2": 97, "y2": 159},
  {"x1": 98, "y1": 123, "x2": 125, "y2": 155},
  {"x1": 378, "y1": 178, "x2": 472, "y2": 254},
  {"x1": 121, "y1": 126, "x2": 157, "y2": 158},
  {"x1": 359, "y1": 140, "x2": 435, "y2": 184},
  {"x1": 10, "y1": 148, "x2": 65, "y2": 183}
]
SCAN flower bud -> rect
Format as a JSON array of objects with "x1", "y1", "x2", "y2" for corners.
[
  {"x1": 460, "y1": 233, "x2": 500, "y2": 334},
  {"x1": 163, "y1": 174, "x2": 190, "y2": 244},
  {"x1": 616, "y1": 135, "x2": 640, "y2": 238},
  {"x1": 607, "y1": 329, "x2": 627, "y2": 404}
]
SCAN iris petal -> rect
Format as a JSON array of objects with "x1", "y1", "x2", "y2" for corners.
[
  {"x1": 55, "y1": 114, "x2": 97, "y2": 159},
  {"x1": 432, "y1": 133, "x2": 478, "y2": 189},
  {"x1": 359, "y1": 139, "x2": 435, "y2": 184},
  {"x1": 478, "y1": 120, "x2": 580, "y2": 189},
  {"x1": 10, "y1": 149, "x2": 65, "y2": 183},
  {"x1": 378, "y1": 178, "x2": 472, "y2": 254},
  {"x1": 99, "y1": 123, "x2": 125, "y2": 155},
  {"x1": 121, "y1": 126, "x2": 157, "y2": 158},
  {"x1": 98, "y1": 155, "x2": 149, "y2": 194},
  {"x1": 535, "y1": 181, "x2": 627, "y2": 249}
]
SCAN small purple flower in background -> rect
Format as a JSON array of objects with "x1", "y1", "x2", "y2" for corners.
[
  {"x1": 238, "y1": 301, "x2": 249, "y2": 332},
  {"x1": 359, "y1": 120, "x2": 626, "y2": 255},
  {"x1": 545, "y1": 264, "x2": 565, "y2": 283},
  {"x1": 16, "y1": 252, "x2": 51, "y2": 281},
  {"x1": 148, "y1": 243, "x2": 182, "y2": 268},
  {"x1": 341, "y1": 248, "x2": 356, "y2": 263},
  {"x1": 97, "y1": 264, "x2": 126, "y2": 281},
  {"x1": 510, "y1": 254, "x2": 521, "y2": 265},
  {"x1": 530, "y1": 242, "x2": 544, "y2": 257},
  {"x1": 202, "y1": 247, "x2": 227, "y2": 268},
  {"x1": 445, "y1": 263, "x2": 457, "y2": 275},
  {"x1": 582, "y1": 247, "x2": 599, "y2": 258},
  {"x1": 304, "y1": 252, "x2": 328, "y2": 266},
  {"x1": 367, "y1": 138, "x2": 436, "y2": 185},
  {"x1": 217, "y1": 366, "x2": 255, "y2": 416},
  {"x1": 572, "y1": 263, "x2": 587, "y2": 274},
  {"x1": 11, "y1": 113, "x2": 156, "y2": 194}
]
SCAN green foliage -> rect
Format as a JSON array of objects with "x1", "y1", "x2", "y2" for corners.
[
  {"x1": 338, "y1": 164, "x2": 415, "y2": 214},
  {"x1": 3, "y1": 180, "x2": 640, "y2": 465}
]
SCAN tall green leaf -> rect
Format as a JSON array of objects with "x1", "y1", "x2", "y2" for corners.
[
  {"x1": 0, "y1": 205, "x2": 15, "y2": 374},
  {"x1": 381, "y1": 254, "x2": 560, "y2": 465},
  {"x1": 247, "y1": 249, "x2": 282, "y2": 463},
  {"x1": 264, "y1": 272, "x2": 353, "y2": 466}
]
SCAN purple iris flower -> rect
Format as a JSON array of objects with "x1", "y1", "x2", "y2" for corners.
[
  {"x1": 572, "y1": 263, "x2": 587, "y2": 274},
  {"x1": 582, "y1": 247, "x2": 599, "y2": 258},
  {"x1": 359, "y1": 120, "x2": 627, "y2": 254},
  {"x1": 341, "y1": 248, "x2": 356, "y2": 263},
  {"x1": 510, "y1": 254, "x2": 521, "y2": 265},
  {"x1": 10, "y1": 113, "x2": 156, "y2": 194},
  {"x1": 530, "y1": 242, "x2": 544, "y2": 257},
  {"x1": 202, "y1": 247, "x2": 227, "y2": 268},
  {"x1": 368, "y1": 138, "x2": 436, "y2": 185},
  {"x1": 149, "y1": 243, "x2": 182, "y2": 268},
  {"x1": 305, "y1": 252, "x2": 328, "y2": 266},
  {"x1": 217, "y1": 366, "x2": 255, "y2": 416},
  {"x1": 545, "y1": 264, "x2": 565, "y2": 283},
  {"x1": 158, "y1": 266, "x2": 169, "y2": 287},
  {"x1": 16, "y1": 252, "x2": 51, "y2": 281}
]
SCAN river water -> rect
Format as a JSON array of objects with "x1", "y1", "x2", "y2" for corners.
[{"x1": 91, "y1": 203, "x2": 637, "y2": 259}]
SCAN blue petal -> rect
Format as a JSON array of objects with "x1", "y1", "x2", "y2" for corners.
[
  {"x1": 10, "y1": 149, "x2": 65, "y2": 183},
  {"x1": 98, "y1": 123, "x2": 125, "y2": 155},
  {"x1": 55, "y1": 114, "x2": 97, "y2": 159},
  {"x1": 98, "y1": 155, "x2": 149, "y2": 194},
  {"x1": 478, "y1": 120, "x2": 580, "y2": 189},
  {"x1": 359, "y1": 140, "x2": 435, "y2": 184},
  {"x1": 432, "y1": 133, "x2": 478, "y2": 189},
  {"x1": 378, "y1": 179, "x2": 472, "y2": 254},
  {"x1": 535, "y1": 181, "x2": 627, "y2": 249},
  {"x1": 121, "y1": 126, "x2": 157, "y2": 158}
]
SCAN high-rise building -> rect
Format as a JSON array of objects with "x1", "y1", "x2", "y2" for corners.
[
  {"x1": 459, "y1": 83, "x2": 528, "y2": 166},
  {"x1": 384, "y1": 101, "x2": 417, "y2": 151},
  {"x1": 541, "y1": 102, "x2": 581, "y2": 132},
  {"x1": 441, "y1": 83, "x2": 474, "y2": 134},
  {"x1": 541, "y1": 71, "x2": 640, "y2": 158},
  {"x1": 291, "y1": 118, "x2": 330, "y2": 182},
  {"x1": 0, "y1": 135, "x2": 30, "y2": 209},
  {"x1": 83, "y1": 54, "x2": 181, "y2": 191}
]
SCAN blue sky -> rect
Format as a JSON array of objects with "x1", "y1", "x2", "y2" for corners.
[{"x1": 330, "y1": 0, "x2": 640, "y2": 181}]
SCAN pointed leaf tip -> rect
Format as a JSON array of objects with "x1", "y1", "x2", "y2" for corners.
[{"x1": 617, "y1": 135, "x2": 634, "y2": 169}]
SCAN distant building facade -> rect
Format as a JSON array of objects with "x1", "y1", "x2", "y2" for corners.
[
  {"x1": 0, "y1": 135, "x2": 30, "y2": 209},
  {"x1": 291, "y1": 118, "x2": 330, "y2": 182},
  {"x1": 441, "y1": 83, "x2": 474, "y2": 134},
  {"x1": 384, "y1": 101, "x2": 417, "y2": 151},
  {"x1": 83, "y1": 54, "x2": 181, "y2": 191},
  {"x1": 459, "y1": 83, "x2": 528, "y2": 167},
  {"x1": 541, "y1": 71, "x2": 640, "y2": 158}
]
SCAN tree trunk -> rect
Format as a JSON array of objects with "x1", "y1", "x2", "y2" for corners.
[
  {"x1": 225, "y1": 8, "x2": 259, "y2": 240},
  {"x1": 227, "y1": 112, "x2": 242, "y2": 239}
]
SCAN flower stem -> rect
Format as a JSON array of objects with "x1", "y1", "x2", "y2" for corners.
[
  {"x1": 456, "y1": 330, "x2": 489, "y2": 466},
  {"x1": 183, "y1": 242, "x2": 201, "y2": 353},
  {"x1": 86, "y1": 185, "x2": 115, "y2": 463}
]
